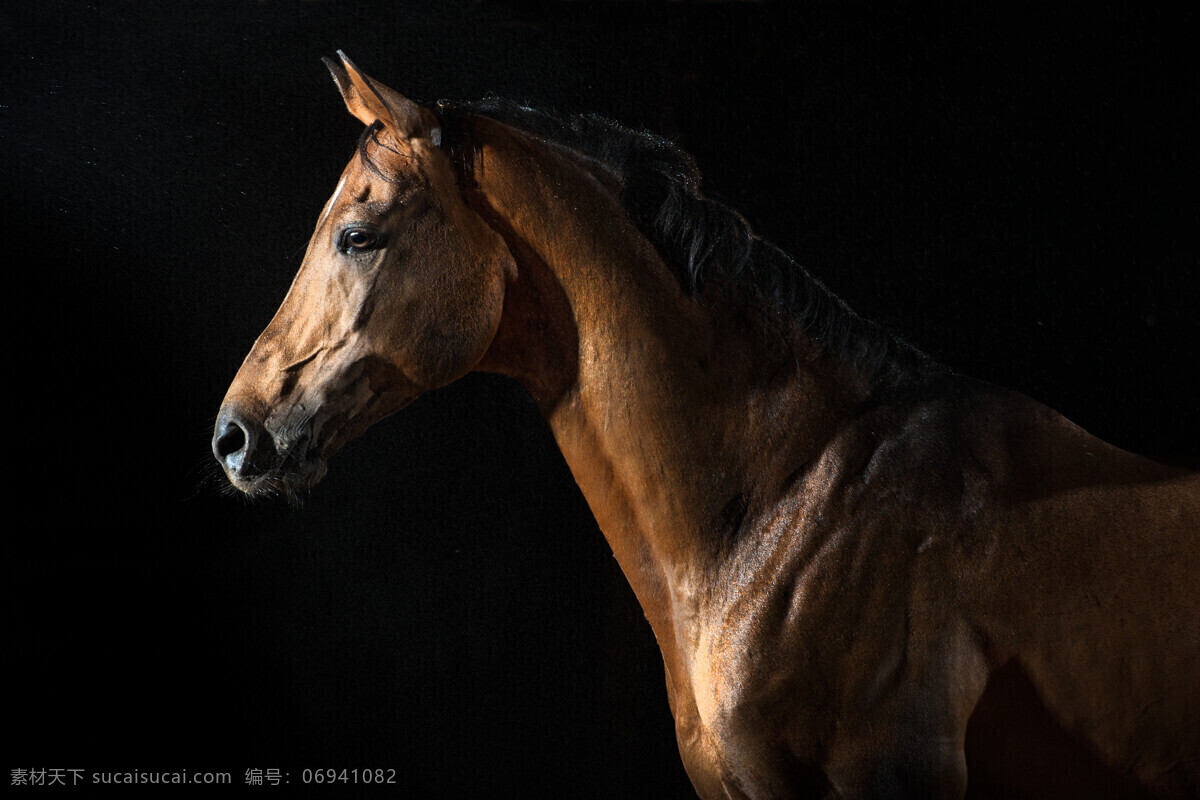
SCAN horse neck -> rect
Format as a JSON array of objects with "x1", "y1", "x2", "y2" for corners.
[{"x1": 465, "y1": 117, "x2": 869, "y2": 645}]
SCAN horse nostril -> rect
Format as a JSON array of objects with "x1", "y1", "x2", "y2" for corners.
[
  {"x1": 212, "y1": 406, "x2": 293, "y2": 484},
  {"x1": 215, "y1": 423, "x2": 247, "y2": 459},
  {"x1": 213, "y1": 408, "x2": 261, "y2": 475}
]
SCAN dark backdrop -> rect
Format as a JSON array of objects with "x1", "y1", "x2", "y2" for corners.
[{"x1": 4, "y1": 2, "x2": 1196, "y2": 797}]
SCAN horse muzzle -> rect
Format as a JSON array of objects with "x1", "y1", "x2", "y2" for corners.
[{"x1": 212, "y1": 405, "x2": 327, "y2": 496}]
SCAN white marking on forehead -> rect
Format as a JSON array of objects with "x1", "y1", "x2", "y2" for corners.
[{"x1": 315, "y1": 173, "x2": 350, "y2": 229}]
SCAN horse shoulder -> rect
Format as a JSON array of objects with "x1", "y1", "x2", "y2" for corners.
[
  {"x1": 947, "y1": 382, "x2": 1200, "y2": 795},
  {"x1": 682, "y1": 393, "x2": 995, "y2": 797}
]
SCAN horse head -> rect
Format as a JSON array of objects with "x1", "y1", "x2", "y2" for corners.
[{"x1": 213, "y1": 53, "x2": 514, "y2": 497}]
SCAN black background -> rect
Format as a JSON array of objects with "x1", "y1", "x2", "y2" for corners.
[{"x1": 4, "y1": 2, "x2": 1197, "y2": 797}]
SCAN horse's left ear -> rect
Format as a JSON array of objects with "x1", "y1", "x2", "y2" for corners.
[{"x1": 322, "y1": 51, "x2": 440, "y2": 143}]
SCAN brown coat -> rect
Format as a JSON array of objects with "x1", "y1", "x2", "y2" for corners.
[{"x1": 215, "y1": 54, "x2": 1199, "y2": 798}]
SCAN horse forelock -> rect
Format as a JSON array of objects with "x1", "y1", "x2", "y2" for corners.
[{"x1": 354, "y1": 120, "x2": 415, "y2": 183}]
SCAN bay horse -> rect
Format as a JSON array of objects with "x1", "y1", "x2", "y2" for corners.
[{"x1": 213, "y1": 53, "x2": 1199, "y2": 799}]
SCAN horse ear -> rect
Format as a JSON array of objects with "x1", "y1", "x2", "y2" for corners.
[{"x1": 323, "y1": 51, "x2": 439, "y2": 142}]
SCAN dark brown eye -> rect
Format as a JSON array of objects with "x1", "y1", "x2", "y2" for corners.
[{"x1": 342, "y1": 228, "x2": 380, "y2": 252}]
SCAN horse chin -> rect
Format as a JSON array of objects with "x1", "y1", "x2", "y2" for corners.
[{"x1": 283, "y1": 454, "x2": 329, "y2": 493}]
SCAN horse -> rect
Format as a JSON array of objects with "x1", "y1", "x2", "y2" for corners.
[{"x1": 212, "y1": 53, "x2": 1199, "y2": 799}]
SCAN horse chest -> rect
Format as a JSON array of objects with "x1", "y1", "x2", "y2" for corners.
[
  {"x1": 669, "y1": 602, "x2": 821, "y2": 798},
  {"x1": 665, "y1": 527, "x2": 932, "y2": 798}
]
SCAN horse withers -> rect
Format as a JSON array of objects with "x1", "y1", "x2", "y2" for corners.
[{"x1": 213, "y1": 53, "x2": 1199, "y2": 798}]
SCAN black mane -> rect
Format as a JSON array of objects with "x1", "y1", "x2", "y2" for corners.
[{"x1": 436, "y1": 98, "x2": 933, "y2": 387}]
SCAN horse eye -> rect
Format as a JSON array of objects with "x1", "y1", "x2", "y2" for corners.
[{"x1": 342, "y1": 228, "x2": 380, "y2": 252}]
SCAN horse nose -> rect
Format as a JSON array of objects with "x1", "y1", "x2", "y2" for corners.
[{"x1": 213, "y1": 406, "x2": 261, "y2": 478}]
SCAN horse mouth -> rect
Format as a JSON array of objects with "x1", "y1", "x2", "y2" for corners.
[
  {"x1": 215, "y1": 382, "x2": 419, "y2": 500},
  {"x1": 222, "y1": 406, "x2": 382, "y2": 499},
  {"x1": 224, "y1": 447, "x2": 328, "y2": 499}
]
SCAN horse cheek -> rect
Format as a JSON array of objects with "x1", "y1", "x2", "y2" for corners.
[{"x1": 384, "y1": 270, "x2": 496, "y2": 390}]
